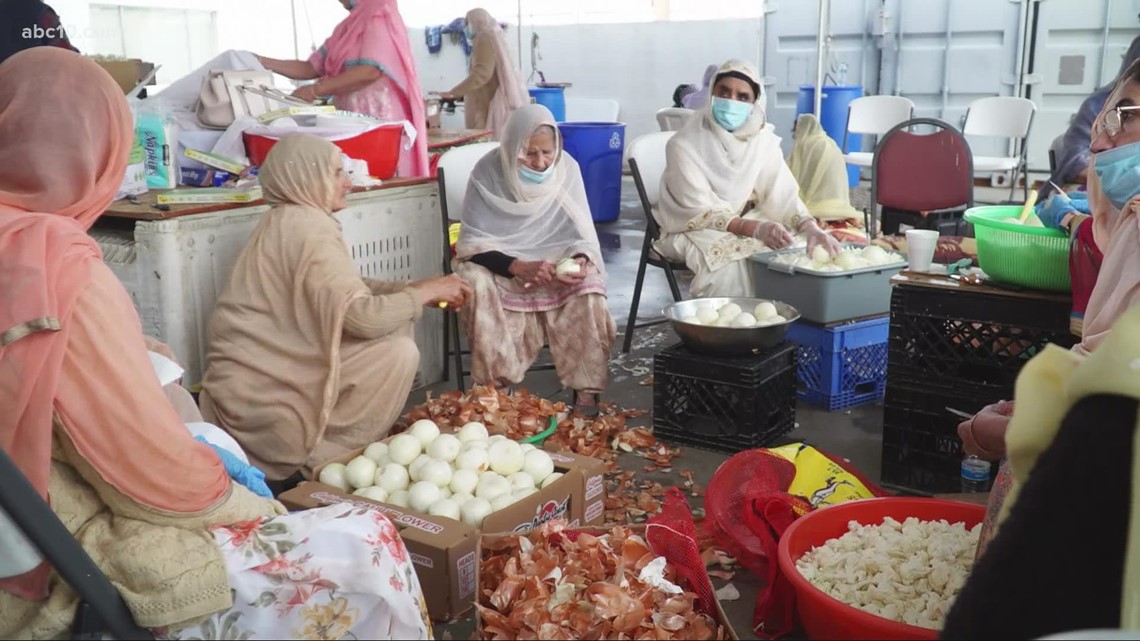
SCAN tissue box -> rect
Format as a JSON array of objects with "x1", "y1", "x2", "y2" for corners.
[{"x1": 115, "y1": 143, "x2": 147, "y2": 200}]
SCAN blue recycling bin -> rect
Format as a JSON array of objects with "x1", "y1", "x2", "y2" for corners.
[
  {"x1": 528, "y1": 87, "x2": 566, "y2": 122},
  {"x1": 558, "y1": 122, "x2": 626, "y2": 223},
  {"x1": 795, "y1": 85, "x2": 864, "y2": 187}
]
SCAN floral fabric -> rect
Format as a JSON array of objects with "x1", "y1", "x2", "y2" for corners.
[{"x1": 159, "y1": 504, "x2": 432, "y2": 640}]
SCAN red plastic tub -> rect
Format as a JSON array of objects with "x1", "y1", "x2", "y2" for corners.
[
  {"x1": 243, "y1": 124, "x2": 403, "y2": 179},
  {"x1": 777, "y1": 497, "x2": 986, "y2": 640}
]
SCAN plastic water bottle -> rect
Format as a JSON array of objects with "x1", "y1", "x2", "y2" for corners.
[{"x1": 960, "y1": 455, "x2": 992, "y2": 492}]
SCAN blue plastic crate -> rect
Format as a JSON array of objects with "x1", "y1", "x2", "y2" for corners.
[{"x1": 785, "y1": 316, "x2": 890, "y2": 411}]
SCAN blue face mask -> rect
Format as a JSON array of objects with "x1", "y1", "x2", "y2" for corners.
[
  {"x1": 1093, "y1": 140, "x2": 1140, "y2": 209},
  {"x1": 711, "y1": 97, "x2": 753, "y2": 132},
  {"x1": 463, "y1": 26, "x2": 474, "y2": 40},
  {"x1": 519, "y1": 163, "x2": 554, "y2": 184}
]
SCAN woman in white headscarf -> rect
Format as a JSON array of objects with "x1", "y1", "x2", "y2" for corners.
[
  {"x1": 454, "y1": 104, "x2": 616, "y2": 411},
  {"x1": 440, "y1": 8, "x2": 528, "y2": 140},
  {"x1": 656, "y1": 59, "x2": 840, "y2": 298}
]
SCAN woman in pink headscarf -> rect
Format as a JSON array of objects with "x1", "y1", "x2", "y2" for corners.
[
  {"x1": 439, "y1": 7, "x2": 529, "y2": 141},
  {"x1": 257, "y1": 0, "x2": 429, "y2": 177}
]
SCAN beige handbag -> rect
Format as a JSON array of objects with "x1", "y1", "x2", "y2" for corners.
[{"x1": 195, "y1": 70, "x2": 309, "y2": 129}]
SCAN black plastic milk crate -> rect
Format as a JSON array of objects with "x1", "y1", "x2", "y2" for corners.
[
  {"x1": 888, "y1": 283, "x2": 1075, "y2": 392},
  {"x1": 653, "y1": 342, "x2": 797, "y2": 453},
  {"x1": 880, "y1": 381, "x2": 1002, "y2": 494}
]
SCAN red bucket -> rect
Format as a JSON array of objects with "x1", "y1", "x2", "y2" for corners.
[
  {"x1": 777, "y1": 497, "x2": 985, "y2": 640},
  {"x1": 243, "y1": 124, "x2": 403, "y2": 179}
]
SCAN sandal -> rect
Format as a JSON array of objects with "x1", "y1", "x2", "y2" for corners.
[{"x1": 572, "y1": 390, "x2": 601, "y2": 418}]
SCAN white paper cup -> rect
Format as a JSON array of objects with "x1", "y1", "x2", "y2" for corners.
[{"x1": 905, "y1": 229, "x2": 940, "y2": 272}]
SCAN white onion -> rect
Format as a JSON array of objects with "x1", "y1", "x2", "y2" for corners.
[
  {"x1": 353, "y1": 486, "x2": 389, "y2": 503},
  {"x1": 491, "y1": 493, "x2": 515, "y2": 511},
  {"x1": 438, "y1": 486, "x2": 453, "y2": 500},
  {"x1": 489, "y1": 440, "x2": 524, "y2": 475},
  {"x1": 555, "y1": 257, "x2": 581, "y2": 276},
  {"x1": 450, "y1": 469, "x2": 480, "y2": 496},
  {"x1": 696, "y1": 308, "x2": 719, "y2": 324},
  {"x1": 451, "y1": 492, "x2": 475, "y2": 507},
  {"x1": 730, "y1": 312, "x2": 758, "y2": 328},
  {"x1": 461, "y1": 439, "x2": 489, "y2": 452},
  {"x1": 408, "y1": 419, "x2": 441, "y2": 447},
  {"x1": 408, "y1": 454, "x2": 432, "y2": 482},
  {"x1": 387, "y1": 434, "x2": 422, "y2": 466},
  {"x1": 476, "y1": 474, "x2": 512, "y2": 502},
  {"x1": 754, "y1": 302, "x2": 778, "y2": 320},
  {"x1": 408, "y1": 481, "x2": 441, "y2": 513},
  {"x1": 318, "y1": 463, "x2": 350, "y2": 492},
  {"x1": 512, "y1": 487, "x2": 536, "y2": 502},
  {"x1": 520, "y1": 443, "x2": 537, "y2": 454},
  {"x1": 427, "y1": 433, "x2": 462, "y2": 463},
  {"x1": 428, "y1": 499, "x2": 462, "y2": 521},
  {"x1": 363, "y1": 442, "x2": 389, "y2": 463},
  {"x1": 461, "y1": 498, "x2": 493, "y2": 527},
  {"x1": 811, "y1": 245, "x2": 831, "y2": 263},
  {"x1": 522, "y1": 450, "x2": 555, "y2": 485},
  {"x1": 387, "y1": 489, "x2": 411, "y2": 508},
  {"x1": 681, "y1": 315, "x2": 702, "y2": 325},
  {"x1": 370, "y1": 453, "x2": 392, "y2": 469},
  {"x1": 770, "y1": 314, "x2": 788, "y2": 323},
  {"x1": 455, "y1": 447, "x2": 489, "y2": 472},
  {"x1": 457, "y1": 422, "x2": 489, "y2": 442},
  {"x1": 375, "y1": 463, "x2": 411, "y2": 493},
  {"x1": 540, "y1": 472, "x2": 564, "y2": 489},
  {"x1": 717, "y1": 303, "x2": 743, "y2": 322},
  {"x1": 507, "y1": 472, "x2": 536, "y2": 492},
  {"x1": 345, "y1": 456, "x2": 378, "y2": 489},
  {"x1": 420, "y1": 459, "x2": 453, "y2": 488},
  {"x1": 488, "y1": 435, "x2": 509, "y2": 445}
]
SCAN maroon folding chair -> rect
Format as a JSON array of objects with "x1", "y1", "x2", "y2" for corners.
[{"x1": 869, "y1": 118, "x2": 974, "y2": 237}]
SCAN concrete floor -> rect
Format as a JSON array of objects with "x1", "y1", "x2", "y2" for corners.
[{"x1": 412, "y1": 176, "x2": 897, "y2": 639}]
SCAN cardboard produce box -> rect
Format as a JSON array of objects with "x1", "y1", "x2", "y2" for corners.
[
  {"x1": 476, "y1": 525, "x2": 740, "y2": 639},
  {"x1": 287, "y1": 444, "x2": 608, "y2": 620}
]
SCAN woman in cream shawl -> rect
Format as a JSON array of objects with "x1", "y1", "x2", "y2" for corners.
[
  {"x1": 201, "y1": 134, "x2": 470, "y2": 483},
  {"x1": 0, "y1": 49, "x2": 430, "y2": 640},
  {"x1": 942, "y1": 304, "x2": 1140, "y2": 638},
  {"x1": 454, "y1": 104, "x2": 616, "y2": 409},
  {"x1": 441, "y1": 7, "x2": 528, "y2": 140},
  {"x1": 656, "y1": 59, "x2": 840, "y2": 298}
]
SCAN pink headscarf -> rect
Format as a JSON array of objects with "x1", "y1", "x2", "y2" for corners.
[
  {"x1": 0, "y1": 48, "x2": 230, "y2": 599},
  {"x1": 466, "y1": 8, "x2": 529, "y2": 140},
  {"x1": 1077, "y1": 167, "x2": 1137, "y2": 355},
  {"x1": 311, "y1": 0, "x2": 428, "y2": 176}
]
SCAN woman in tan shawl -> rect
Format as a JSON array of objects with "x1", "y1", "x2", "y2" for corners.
[
  {"x1": 0, "y1": 49, "x2": 431, "y2": 640},
  {"x1": 454, "y1": 104, "x2": 616, "y2": 409},
  {"x1": 440, "y1": 7, "x2": 529, "y2": 140},
  {"x1": 201, "y1": 134, "x2": 470, "y2": 482}
]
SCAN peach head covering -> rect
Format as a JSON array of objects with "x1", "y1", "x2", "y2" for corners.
[{"x1": 0, "y1": 47, "x2": 230, "y2": 599}]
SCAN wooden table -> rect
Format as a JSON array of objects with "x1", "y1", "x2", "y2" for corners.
[
  {"x1": 880, "y1": 271, "x2": 1075, "y2": 494},
  {"x1": 92, "y1": 178, "x2": 445, "y2": 390}
]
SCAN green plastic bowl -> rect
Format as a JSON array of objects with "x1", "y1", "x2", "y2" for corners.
[
  {"x1": 962, "y1": 205, "x2": 1071, "y2": 292},
  {"x1": 519, "y1": 416, "x2": 559, "y2": 446}
]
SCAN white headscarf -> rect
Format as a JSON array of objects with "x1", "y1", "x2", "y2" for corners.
[
  {"x1": 466, "y1": 8, "x2": 529, "y2": 140},
  {"x1": 456, "y1": 104, "x2": 603, "y2": 273},
  {"x1": 657, "y1": 59, "x2": 808, "y2": 236}
]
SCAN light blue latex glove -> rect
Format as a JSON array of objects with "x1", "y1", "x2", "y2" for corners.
[
  {"x1": 1035, "y1": 192, "x2": 1078, "y2": 229},
  {"x1": 194, "y1": 436, "x2": 274, "y2": 498}
]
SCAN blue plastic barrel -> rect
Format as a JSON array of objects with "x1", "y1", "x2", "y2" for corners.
[
  {"x1": 795, "y1": 85, "x2": 864, "y2": 187},
  {"x1": 528, "y1": 87, "x2": 566, "y2": 122},
  {"x1": 558, "y1": 122, "x2": 626, "y2": 223}
]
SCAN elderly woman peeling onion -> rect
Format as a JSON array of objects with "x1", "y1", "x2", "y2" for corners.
[{"x1": 453, "y1": 104, "x2": 616, "y2": 412}]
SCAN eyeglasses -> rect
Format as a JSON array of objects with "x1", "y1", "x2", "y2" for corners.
[{"x1": 1095, "y1": 104, "x2": 1140, "y2": 140}]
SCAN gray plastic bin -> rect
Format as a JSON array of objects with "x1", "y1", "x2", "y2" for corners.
[{"x1": 749, "y1": 246, "x2": 908, "y2": 324}]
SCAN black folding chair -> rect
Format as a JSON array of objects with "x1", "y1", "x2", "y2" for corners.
[
  {"x1": 622, "y1": 132, "x2": 688, "y2": 354},
  {"x1": 0, "y1": 447, "x2": 153, "y2": 640}
]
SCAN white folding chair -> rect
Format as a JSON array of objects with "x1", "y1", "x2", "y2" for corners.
[
  {"x1": 656, "y1": 107, "x2": 695, "y2": 132},
  {"x1": 842, "y1": 95, "x2": 916, "y2": 168},
  {"x1": 565, "y1": 97, "x2": 620, "y2": 122},
  {"x1": 622, "y1": 131, "x2": 688, "y2": 353},
  {"x1": 962, "y1": 96, "x2": 1037, "y2": 200}
]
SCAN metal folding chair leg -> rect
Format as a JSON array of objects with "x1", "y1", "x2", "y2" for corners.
[{"x1": 621, "y1": 239, "x2": 653, "y2": 354}]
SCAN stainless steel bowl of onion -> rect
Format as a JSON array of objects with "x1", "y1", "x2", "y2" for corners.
[{"x1": 663, "y1": 297, "x2": 800, "y2": 356}]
